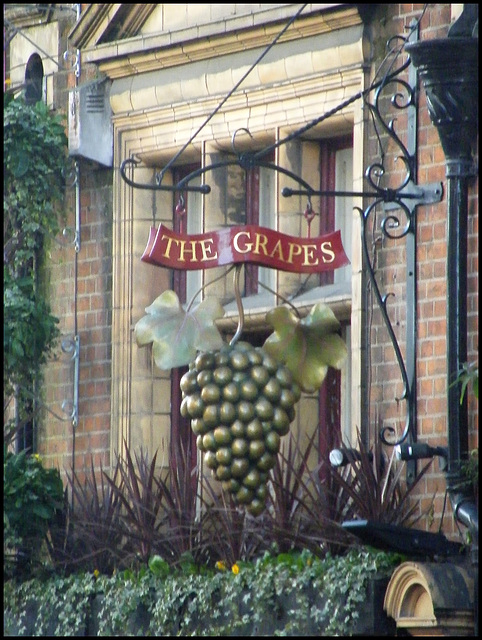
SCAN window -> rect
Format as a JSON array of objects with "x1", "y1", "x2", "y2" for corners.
[
  {"x1": 24, "y1": 53, "x2": 44, "y2": 105},
  {"x1": 316, "y1": 136, "x2": 353, "y2": 458},
  {"x1": 171, "y1": 165, "x2": 203, "y2": 305},
  {"x1": 334, "y1": 147, "x2": 353, "y2": 286},
  {"x1": 318, "y1": 135, "x2": 353, "y2": 287},
  {"x1": 245, "y1": 163, "x2": 276, "y2": 298},
  {"x1": 169, "y1": 136, "x2": 354, "y2": 467}
]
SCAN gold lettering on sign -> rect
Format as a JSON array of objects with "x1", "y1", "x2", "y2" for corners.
[
  {"x1": 287, "y1": 243, "x2": 302, "y2": 264},
  {"x1": 254, "y1": 232, "x2": 269, "y2": 256},
  {"x1": 160, "y1": 235, "x2": 176, "y2": 259},
  {"x1": 233, "y1": 231, "x2": 250, "y2": 254},
  {"x1": 199, "y1": 238, "x2": 217, "y2": 261},
  {"x1": 269, "y1": 240, "x2": 284, "y2": 261},
  {"x1": 320, "y1": 241, "x2": 335, "y2": 263},
  {"x1": 160, "y1": 235, "x2": 218, "y2": 262},
  {"x1": 301, "y1": 244, "x2": 318, "y2": 266},
  {"x1": 143, "y1": 224, "x2": 350, "y2": 273}
]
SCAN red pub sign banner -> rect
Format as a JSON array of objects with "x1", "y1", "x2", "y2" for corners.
[{"x1": 142, "y1": 224, "x2": 349, "y2": 274}]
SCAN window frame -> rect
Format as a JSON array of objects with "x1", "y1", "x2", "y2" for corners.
[
  {"x1": 317, "y1": 135, "x2": 353, "y2": 460},
  {"x1": 169, "y1": 135, "x2": 354, "y2": 468},
  {"x1": 318, "y1": 134, "x2": 353, "y2": 286}
]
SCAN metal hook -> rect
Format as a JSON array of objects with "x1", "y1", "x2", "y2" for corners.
[
  {"x1": 229, "y1": 265, "x2": 245, "y2": 346},
  {"x1": 175, "y1": 196, "x2": 186, "y2": 234},
  {"x1": 303, "y1": 200, "x2": 316, "y2": 237},
  {"x1": 231, "y1": 128, "x2": 254, "y2": 157}
]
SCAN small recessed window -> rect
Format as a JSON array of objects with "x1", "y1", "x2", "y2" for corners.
[{"x1": 25, "y1": 53, "x2": 44, "y2": 105}]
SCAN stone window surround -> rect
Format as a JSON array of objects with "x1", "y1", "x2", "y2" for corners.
[{"x1": 103, "y1": 13, "x2": 368, "y2": 461}]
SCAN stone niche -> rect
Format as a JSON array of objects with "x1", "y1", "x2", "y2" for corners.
[{"x1": 383, "y1": 561, "x2": 475, "y2": 636}]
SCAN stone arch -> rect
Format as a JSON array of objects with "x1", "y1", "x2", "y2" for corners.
[{"x1": 384, "y1": 561, "x2": 475, "y2": 635}]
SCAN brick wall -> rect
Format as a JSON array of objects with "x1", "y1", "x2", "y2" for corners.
[
  {"x1": 41, "y1": 162, "x2": 113, "y2": 486},
  {"x1": 37, "y1": 4, "x2": 477, "y2": 540}
]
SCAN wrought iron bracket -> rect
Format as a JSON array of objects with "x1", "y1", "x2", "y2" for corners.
[
  {"x1": 120, "y1": 146, "x2": 318, "y2": 199},
  {"x1": 119, "y1": 20, "x2": 444, "y2": 483},
  {"x1": 382, "y1": 181, "x2": 443, "y2": 212},
  {"x1": 362, "y1": 23, "x2": 442, "y2": 484},
  {"x1": 277, "y1": 24, "x2": 444, "y2": 483}
]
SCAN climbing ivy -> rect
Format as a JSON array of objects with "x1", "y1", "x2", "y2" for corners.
[
  {"x1": 3, "y1": 548, "x2": 402, "y2": 636},
  {"x1": 3, "y1": 94, "x2": 67, "y2": 425}
]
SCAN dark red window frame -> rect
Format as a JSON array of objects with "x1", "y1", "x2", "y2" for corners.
[
  {"x1": 317, "y1": 135, "x2": 352, "y2": 465},
  {"x1": 169, "y1": 137, "x2": 353, "y2": 472},
  {"x1": 244, "y1": 151, "x2": 275, "y2": 296}
]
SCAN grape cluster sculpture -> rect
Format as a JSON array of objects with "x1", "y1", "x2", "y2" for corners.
[
  {"x1": 180, "y1": 341, "x2": 301, "y2": 515},
  {"x1": 135, "y1": 288, "x2": 347, "y2": 516}
]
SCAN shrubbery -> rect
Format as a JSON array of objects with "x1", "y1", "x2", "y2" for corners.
[
  {"x1": 4, "y1": 94, "x2": 66, "y2": 401},
  {"x1": 4, "y1": 450, "x2": 64, "y2": 578},
  {"x1": 4, "y1": 94, "x2": 67, "y2": 583},
  {"x1": 4, "y1": 422, "x2": 433, "y2": 577},
  {"x1": 5, "y1": 377, "x2": 439, "y2": 636},
  {"x1": 4, "y1": 428, "x2": 431, "y2": 634},
  {"x1": 4, "y1": 547, "x2": 401, "y2": 636},
  {"x1": 31, "y1": 428, "x2": 429, "y2": 580}
]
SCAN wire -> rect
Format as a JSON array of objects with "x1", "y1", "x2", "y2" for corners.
[
  {"x1": 4, "y1": 17, "x2": 62, "y2": 68},
  {"x1": 438, "y1": 487, "x2": 448, "y2": 534},
  {"x1": 229, "y1": 265, "x2": 245, "y2": 346},
  {"x1": 255, "y1": 5, "x2": 428, "y2": 163},
  {"x1": 157, "y1": 3, "x2": 308, "y2": 182}
]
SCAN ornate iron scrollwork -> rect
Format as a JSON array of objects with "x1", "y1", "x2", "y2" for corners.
[
  {"x1": 280, "y1": 27, "x2": 442, "y2": 476},
  {"x1": 361, "y1": 37, "x2": 419, "y2": 453},
  {"x1": 358, "y1": 27, "x2": 443, "y2": 481},
  {"x1": 119, "y1": 20, "x2": 444, "y2": 482},
  {"x1": 120, "y1": 136, "x2": 318, "y2": 199}
]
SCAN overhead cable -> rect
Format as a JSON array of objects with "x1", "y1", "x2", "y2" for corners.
[{"x1": 157, "y1": 3, "x2": 308, "y2": 183}]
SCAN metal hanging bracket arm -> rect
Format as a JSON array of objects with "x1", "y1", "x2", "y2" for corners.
[
  {"x1": 120, "y1": 142, "x2": 318, "y2": 198},
  {"x1": 120, "y1": 156, "x2": 211, "y2": 193},
  {"x1": 120, "y1": 13, "x2": 448, "y2": 487},
  {"x1": 281, "y1": 182, "x2": 443, "y2": 206},
  {"x1": 382, "y1": 181, "x2": 443, "y2": 210}
]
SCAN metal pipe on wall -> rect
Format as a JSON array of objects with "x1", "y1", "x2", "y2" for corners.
[
  {"x1": 406, "y1": 11, "x2": 478, "y2": 632},
  {"x1": 406, "y1": 27, "x2": 478, "y2": 528}
]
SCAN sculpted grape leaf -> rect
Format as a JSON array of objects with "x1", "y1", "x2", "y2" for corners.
[
  {"x1": 134, "y1": 290, "x2": 225, "y2": 370},
  {"x1": 263, "y1": 303, "x2": 348, "y2": 393}
]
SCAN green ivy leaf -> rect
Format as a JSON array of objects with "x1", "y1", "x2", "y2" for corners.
[
  {"x1": 263, "y1": 303, "x2": 347, "y2": 393},
  {"x1": 148, "y1": 555, "x2": 170, "y2": 578},
  {"x1": 134, "y1": 290, "x2": 225, "y2": 370},
  {"x1": 13, "y1": 149, "x2": 30, "y2": 178},
  {"x1": 31, "y1": 503, "x2": 53, "y2": 520},
  {"x1": 4, "y1": 97, "x2": 66, "y2": 397}
]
